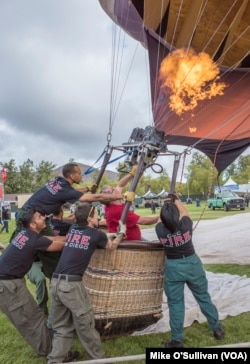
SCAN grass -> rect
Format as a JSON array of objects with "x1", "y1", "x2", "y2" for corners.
[
  {"x1": 0, "y1": 211, "x2": 250, "y2": 363},
  {"x1": 137, "y1": 202, "x2": 249, "y2": 220},
  {"x1": 136, "y1": 203, "x2": 250, "y2": 230}
]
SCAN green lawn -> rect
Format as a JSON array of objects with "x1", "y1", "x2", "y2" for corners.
[
  {"x1": 0, "y1": 211, "x2": 250, "y2": 363},
  {"x1": 136, "y1": 203, "x2": 250, "y2": 229}
]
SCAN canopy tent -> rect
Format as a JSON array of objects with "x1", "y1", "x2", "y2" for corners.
[
  {"x1": 156, "y1": 188, "x2": 169, "y2": 199},
  {"x1": 142, "y1": 189, "x2": 158, "y2": 199},
  {"x1": 224, "y1": 178, "x2": 238, "y2": 186},
  {"x1": 214, "y1": 177, "x2": 239, "y2": 192}
]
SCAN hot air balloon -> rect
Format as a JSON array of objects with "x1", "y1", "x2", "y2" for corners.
[
  {"x1": 82, "y1": 0, "x2": 250, "y2": 340},
  {"x1": 99, "y1": 0, "x2": 250, "y2": 173}
]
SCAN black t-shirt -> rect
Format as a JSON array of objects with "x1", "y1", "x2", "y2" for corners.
[
  {"x1": 49, "y1": 217, "x2": 72, "y2": 236},
  {"x1": 23, "y1": 176, "x2": 83, "y2": 215},
  {"x1": 55, "y1": 224, "x2": 108, "y2": 276},
  {"x1": 155, "y1": 215, "x2": 195, "y2": 259},
  {"x1": 0, "y1": 229, "x2": 52, "y2": 277}
]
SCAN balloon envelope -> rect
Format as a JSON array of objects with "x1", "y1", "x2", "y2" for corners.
[{"x1": 99, "y1": 0, "x2": 250, "y2": 173}]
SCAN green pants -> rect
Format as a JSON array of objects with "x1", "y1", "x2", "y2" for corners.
[
  {"x1": 0, "y1": 278, "x2": 51, "y2": 356},
  {"x1": 11, "y1": 209, "x2": 61, "y2": 279},
  {"x1": 27, "y1": 261, "x2": 49, "y2": 314},
  {"x1": 164, "y1": 253, "x2": 221, "y2": 342}
]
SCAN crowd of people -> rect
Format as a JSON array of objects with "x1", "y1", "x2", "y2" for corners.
[{"x1": 0, "y1": 162, "x2": 225, "y2": 362}]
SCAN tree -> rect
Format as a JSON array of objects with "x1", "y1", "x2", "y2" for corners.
[
  {"x1": 18, "y1": 159, "x2": 35, "y2": 193},
  {"x1": 0, "y1": 159, "x2": 56, "y2": 194},
  {"x1": 33, "y1": 161, "x2": 56, "y2": 191},
  {"x1": 0, "y1": 159, "x2": 20, "y2": 194},
  {"x1": 1, "y1": 153, "x2": 249, "y2": 196},
  {"x1": 233, "y1": 155, "x2": 250, "y2": 184},
  {"x1": 185, "y1": 151, "x2": 221, "y2": 198}
]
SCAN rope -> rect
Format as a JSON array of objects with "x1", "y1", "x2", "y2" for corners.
[{"x1": 84, "y1": 149, "x2": 132, "y2": 176}]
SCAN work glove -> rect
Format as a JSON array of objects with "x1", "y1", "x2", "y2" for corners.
[
  {"x1": 118, "y1": 220, "x2": 126, "y2": 237},
  {"x1": 87, "y1": 184, "x2": 98, "y2": 193},
  {"x1": 129, "y1": 165, "x2": 138, "y2": 177},
  {"x1": 106, "y1": 233, "x2": 117, "y2": 241},
  {"x1": 122, "y1": 191, "x2": 135, "y2": 202},
  {"x1": 166, "y1": 193, "x2": 179, "y2": 203}
]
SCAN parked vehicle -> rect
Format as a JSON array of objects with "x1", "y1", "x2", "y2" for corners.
[{"x1": 207, "y1": 191, "x2": 245, "y2": 211}]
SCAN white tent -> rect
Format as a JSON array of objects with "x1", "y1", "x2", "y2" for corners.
[
  {"x1": 156, "y1": 188, "x2": 168, "y2": 198},
  {"x1": 214, "y1": 177, "x2": 239, "y2": 193},
  {"x1": 142, "y1": 189, "x2": 157, "y2": 199},
  {"x1": 224, "y1": 177, "x2": 238, "y2": 186}
]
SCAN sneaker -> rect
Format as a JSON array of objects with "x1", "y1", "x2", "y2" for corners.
[
  {"x1": 62, "y1": 351, "x2": 81, "y2": 363},
  {"x1": 213, "y1": 327, "x2": 225, "y2": 340},
  {"x1": 163, "y1": 340, "x2": 184, "y2": 348}
]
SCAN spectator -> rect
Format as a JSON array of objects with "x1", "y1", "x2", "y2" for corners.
[
  {"x1": 244, "y1": 193, "x2": 249, "y2": 207},
  {"x1": 100, "y1": 166, "x2": 159, "y2": 240},
  {"x1": 0, "y1": 206, "x2": 9, "y2": 233},
  {"x1": 151, "y1": 200, "x2": 156, "y2": 214}
]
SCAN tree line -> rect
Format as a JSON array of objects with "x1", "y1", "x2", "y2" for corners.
[{"x1": 1, "y1": 153, "x2": 250, "y2": 198}]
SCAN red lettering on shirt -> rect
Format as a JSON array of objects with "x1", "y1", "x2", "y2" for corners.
[
  {"x1": 70, "y1": 234, "x2": 81, "y2": 243},
  {"x1": 67, "y1": 233, "x2": 90, "y2": 247},
  {"x1": 174, "y1": 234, "x2": 185, "y2": 246},
  {"x1": 15, "y1": 232, "x2": 29, "y2": 246},
  {"x1": 183, "y1": 230, "x2": 191, "y2": 242},
  {"x1": 80, "y1": 235, "x2": 90, "y2": 246},
  {"x1": 47, "y1": 179, "x2": 62, "y2": 194}
]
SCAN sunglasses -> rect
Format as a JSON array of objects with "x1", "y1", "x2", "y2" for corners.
[{"x1": 88, "y1": 205, "x2": 95, "y2": 218}]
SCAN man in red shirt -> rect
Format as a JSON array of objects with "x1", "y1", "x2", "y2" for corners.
[{"x1": 100, "y1": 167, "x2": 159, "y2": 240}]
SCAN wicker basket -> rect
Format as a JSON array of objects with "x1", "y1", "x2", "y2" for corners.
[{"x1": 83, "y1": 240, "x2": 165, "y2": 339}]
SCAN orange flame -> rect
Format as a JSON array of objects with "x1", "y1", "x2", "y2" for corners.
[
  {"x1": 159, "y1": 48, "x2": 227, "y2": 116},
  {"x1": 189, "y1": 126, "x2": 197, "y2": 133}
]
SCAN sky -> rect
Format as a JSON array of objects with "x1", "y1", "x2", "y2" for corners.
[
  {"x1": 0, "y1": 0, "x2": 248, "y2": 181},
  {"x1": 0, "y1": 0, "x2": 158, "y2": 172}
]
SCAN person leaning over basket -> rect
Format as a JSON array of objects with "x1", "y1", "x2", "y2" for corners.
[
  {"x1": 0, "y1": 209, "x2": 66, "y2": 358},
  {"x1": 155, "y1": 193, "x2": 225, "y2": 348},
  {"x1": 47, "y1": 202, "x2": 126, "y2": 364},
  {"x1": 100, "y1": 165, "x2": 159, "y2": 240},
  {"x1": 10, "y1": 162, "x2": 135, "y2": 279}
]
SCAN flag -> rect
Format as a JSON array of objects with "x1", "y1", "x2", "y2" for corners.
[{"x1": 1, "y1": 168, "x2": 7, "y2": 182}]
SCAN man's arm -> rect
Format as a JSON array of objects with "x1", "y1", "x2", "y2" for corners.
[
  {"x1": 174, "y1": 199, "x2": 189, "y2": 217},
  {"x1": 44, "y1": 236, "x2": 67, "y2": 252},
  {"x1": 105, "y1": 221, "x2": 126, "y2": 249},
  {"x1": 79, "y1": 192, "x2": 123, "y2": 203},
  {"x1": 0, "y1": 243, "x2": 5, "y2": 251},
  {"x1": 137, "y1": 215, "x2": 159, "y2": 225},
  {"x1": 79, "y1": 191, "x2": 135, "y2": 204},
  {"x1": 75, "y1": 187, "x2": 91, "y2": 194},
  {"x1": 116, "y1": 174, "x2": 133, "y2": 191},
  {"x1": 105, "y1": 233, "x2": 124, "y2": 250},
  {"x1": 115, "y1": 165, "x2": 138, "y2": 192},
  {"x1": 76, "y1": 184, "x2": 98, "y2": 194}
]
